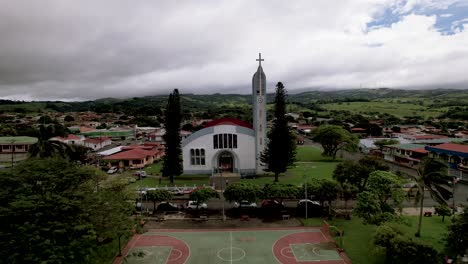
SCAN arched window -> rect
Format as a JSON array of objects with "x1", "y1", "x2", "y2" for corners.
[
  {"x1": 213, "y1": 134, "x2": 238, "y2": 149},
  {"x1": 190, "y1": 148, "x2": 205, "y2": 165}
]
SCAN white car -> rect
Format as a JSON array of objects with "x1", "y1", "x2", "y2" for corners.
[
  {"x1": 234, "y1": 200, "x2": 257, "y2": 208},
  {"x1": 185, "y1": 200, "x2": 207, "y2": 210},
  {"x1": 107, "y1": 167, "x2": 118, "y2": 174}
]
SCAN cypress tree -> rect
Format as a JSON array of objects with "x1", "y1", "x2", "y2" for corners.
[
  {"x1": 260, "y1": 82, "x2": 296, "y2": 182},
  {"x1": 162, "y1": 89, "x2": 183, "y2": 184}
]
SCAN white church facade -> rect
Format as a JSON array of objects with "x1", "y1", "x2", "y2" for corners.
[{"x1": 182, "y1": 54, "x2": 267, "y2": 176}]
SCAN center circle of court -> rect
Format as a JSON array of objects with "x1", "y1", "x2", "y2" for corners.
[{"x1": 217, "y1": 247, "x2": 246, "y2": 262}]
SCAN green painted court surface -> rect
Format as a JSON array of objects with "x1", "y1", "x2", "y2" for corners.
[{"x1": 115, "y1": 227, "x2": 347, "y2": 264}]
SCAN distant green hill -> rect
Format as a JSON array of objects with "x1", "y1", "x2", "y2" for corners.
[{"x1": 1, "y1": 89, "x2": 468, "y2": 121}]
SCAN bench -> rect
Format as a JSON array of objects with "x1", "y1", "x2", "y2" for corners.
[{"x1": 282, "y1": 214, "x2": 290, "y2": 220}]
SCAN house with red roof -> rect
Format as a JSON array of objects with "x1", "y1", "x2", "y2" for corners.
[
  {"x1": 383, "y1": 143, "x2": 428, "y2": 167},
  {"x1": 83, "y1": 137, "x2": 112, "y2": 151},
  {"x1": 426, "y1": 143, "x2": 468, "y2": 180},
  {"x1": 102, "y1": 145, "x2": 163, "y2": 169}
]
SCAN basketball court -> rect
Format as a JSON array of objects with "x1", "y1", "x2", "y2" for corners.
[{"x1": 114, "y1": 225, "x2": 351, "y2": 264}]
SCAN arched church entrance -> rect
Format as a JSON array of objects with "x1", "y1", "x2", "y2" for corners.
[{"x1": 218, "y1": 151, "x2": 234, "y2": 173}]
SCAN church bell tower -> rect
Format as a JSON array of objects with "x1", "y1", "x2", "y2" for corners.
[{"x1": 252, "y1": 53, "x2": 267, "y2": 173}]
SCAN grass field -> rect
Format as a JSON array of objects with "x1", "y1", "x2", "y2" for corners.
[
  {"x1": 240, "y1": 145, "x2": 338, "y2": 185},
  {"x1": 303, "y1": 215, "x2": 451, "y2": 264},
  {"x1": 322, "y1": 101, "x2": 444, "y2": 119},
  {"x1": 128, "y1": 145, "x2": 338, "y2": 188},
  {"x1": 114, "y1": 227, "x2": 347, "y2": 264}
]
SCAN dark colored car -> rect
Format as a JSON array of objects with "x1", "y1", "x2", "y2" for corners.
[
  {"x1": 296, "y1": 199, "x2": 323, "y2": 217},
  {"x1": 260, "y1": 199, "x2": 285, "y2": 210},
  {"x1": 156, "y1": 202, "x2": 179, "y2": 212}
]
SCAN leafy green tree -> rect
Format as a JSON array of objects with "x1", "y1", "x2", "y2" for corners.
[
  {"x1": 146, "y1": 189, "x2": 173, "y2": 212},
  {"x1": 333, "y1": 156, "x2": 389, "y2": 192},
  {"x1": 0, "y1": 159, "x2": 97, "y2": 263},
  {"x1": 262, "y1": 183, "x2": 300, "y2": 202},
  {"x1": 0, "y1": 126, "x2": 17, "y2": 136},
  {"x1": 64, "y1": 115, "x2": 75, "y2": 122},
  {"x1": 445, "y1": 206, "x2": 468, "y2": 257},
  {"x1": 374, "y1": 139, "x2": 399, "y2": 151},
  {"x1": 410, "y1": 157, "x2": 452, "y2": 237},
  {"x1": 338, "y1": 182, "x2": 358, "y2": 219},
  {"x1": 37, "y1": 115, "x2": 53, "y2": 124},
  {"x1": 434, "y1": 204, "x2": 451, "y2": 222},
  {"x1": 223, "y1": 182, "x2": 262, "y2": 204},
  {"x1": 304, "y1": 178, "x2": 339, "y2": 207},
  {"x1": 162, "y1": 89, "x2": 183, "y2": 184},
  {"x1": 189, "y1": 188, "x2": 219, "y2": 209},
  {"x1": 312, "y1": 124, "x2": 358, "y2": 160},
  {"x1": 373, "y1": 223, "x2": 440, "y2": 264},
  {"x1": 354, "y1": 171, "x2": 405, "y2": 225},
  {"x1": 260, "y1": 82, "x2": 297, "y2": 182},
  {"x1": 1, "y1": 159, "x2": 136, "y2": 263}
]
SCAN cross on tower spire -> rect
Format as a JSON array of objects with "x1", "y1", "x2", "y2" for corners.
[{"x1": 256, "y1": 53, "x2": 264, "y2": 66}]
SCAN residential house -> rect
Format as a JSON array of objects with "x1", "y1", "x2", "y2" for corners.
[
  {"x1": 83, "y1": 137, "x2": 112, "y2": 151},
  {"x1": 383, "y1": 143, "x2": 428, "y2": 167},
  {"x1": 0, "y1": 136, "x2": 38, "y2": 163},
  {"x1": 102, "y1": 145, "x2": 164, "y2": 169}
]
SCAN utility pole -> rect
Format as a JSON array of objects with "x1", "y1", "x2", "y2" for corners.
[
  {"x1": 453, "y1": 177, "x2": 459, "y2": 214},
  {"x1": 10, "y1": 139, "x2": 15, "y2": 167}
]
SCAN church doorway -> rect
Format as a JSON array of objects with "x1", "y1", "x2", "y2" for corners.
[{"x1": 218, "y1": 151, "x2": 234, "y2": 173}]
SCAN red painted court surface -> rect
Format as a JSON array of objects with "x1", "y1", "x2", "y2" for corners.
[{"x1": 114, "y1": 227, "x2": 351, "y2": 264}]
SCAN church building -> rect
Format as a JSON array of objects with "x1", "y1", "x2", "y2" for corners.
[{"x1": 182, "y1": 54, "x2": 267, "y2": 176}]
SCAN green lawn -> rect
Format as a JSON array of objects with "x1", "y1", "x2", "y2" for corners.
[
  {"x1": 129, "y1": 145, "x2": 339, "y2": 188},
  {"x1": 240, "y1": 146, "x2": 339, "y2": 185},
  {"x1": 303, "y1": 215, "x2": 451, "y2": 264}
]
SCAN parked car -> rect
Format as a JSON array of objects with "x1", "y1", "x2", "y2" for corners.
[
  {"x1": 107, "y1": 167, "x2": 118, "y2": 174},
  {"x1": 133, "y1": 171, "x2": 147, "y2": 178},
  {"x1": 234, "y1": 200, "x2": 257, "y2": 209},
  {"x1": 260, "y1": 199, "x2": 285, "y2": 210},
  {"x1": 167, "y1": 187, "x2": 185, "y2": 196},
  {"x1": 185, "y1": 200, "x2": 207, "y2": 210},
  {"x1": 296, "y1": 199, "x2": 322, "y2": 217},
  {"x1": 157, "y1": 202, "x2": 179, "y2": 212}
]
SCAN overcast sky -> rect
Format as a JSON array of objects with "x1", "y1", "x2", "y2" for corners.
[{"x1": 1, "y1": 0, "x2": 468, "y2": 101}]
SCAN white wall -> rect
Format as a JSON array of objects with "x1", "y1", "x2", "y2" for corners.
[{"x1": 182, "y1": 125, "x2": 256, "y2": 174}]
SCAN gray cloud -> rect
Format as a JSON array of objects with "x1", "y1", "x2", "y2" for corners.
[{"x1": 0, "y1": 0, "x2": 467, "y2": 101}]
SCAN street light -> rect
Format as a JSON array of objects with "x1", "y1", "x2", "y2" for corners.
[
  {"x1": 452, "y1": 177, "x2": 460, "y2": 214},
  {"x1": 219, "y1": 166, "x2": 226, "y2": 221},
  {"x1": 302, "y1": 166, "x2": 309, "y2": 219}
]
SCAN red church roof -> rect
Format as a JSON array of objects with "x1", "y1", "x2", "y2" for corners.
[{"x1": 204, "y1": 118, "x2": 253, "y2": 129}]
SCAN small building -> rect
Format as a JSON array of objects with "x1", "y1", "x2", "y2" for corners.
[
  {"x1": 0, "y1": 136, "x2": 38, "y2": 163},
  {"x1": 102, "y1": 145, "x2": 163, "y2": 169},
  {"x1": 425, "y1": 143, "x2": 468, "y2": 180},
  {"x1": 83, "y1": 137, "x2": 112, "y2": 151},
  {"x1": 383, "y1": 143, "x2": 428, "y2": 167}
]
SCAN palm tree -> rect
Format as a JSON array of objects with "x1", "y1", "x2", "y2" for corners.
[
  {"x1": 410, "y1": 157, "x2": 452, "y2": 237},
  {"x1": 29, "y1": 125, "x2": 73, "y2": 159}
]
